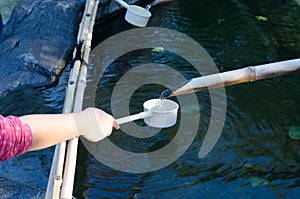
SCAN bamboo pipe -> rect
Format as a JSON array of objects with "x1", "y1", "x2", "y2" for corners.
[
  {"x1": 151, "y1": 0, "x2": 181, "y2": 6},
  {"x1": 166, "y1": 59, "x2": 300, "y2": 97},
  {"x1": 45, "y1": 0, "x2": 95, "y2": 198},
  {"x1": 45, "y1": 35, "x2": 83, "y2": 199},
  {"x1": 60, "y1": 0, "x2": 99, "y2": 198},
  {"x1": 72, "y1": 0, "x2": 92, "y2": 60},
  {"x1": 145, "y1": 0, "x2": 180, "y2": 10}
]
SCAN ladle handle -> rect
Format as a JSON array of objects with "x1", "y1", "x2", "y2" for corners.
[
  {"x1": 114, "y1": 0, "x2": 129, "y2": 9},
  {"x1": 116, "y1": 111, "x2": 153, "y2": 125}
]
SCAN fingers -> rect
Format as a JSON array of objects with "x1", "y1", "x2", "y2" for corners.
[
  {"x1": 113, "y1": 119, "x2": 120, "y2": 130},
  {"x1": 79, "y1": 108, "x2": 119, "y2": 142},
  {"x1": 100, "y1": 109, "x2": 119, "y2": 130},
  {"x1": 104, "y1": 117, "x2": 119, "y2": 138}
]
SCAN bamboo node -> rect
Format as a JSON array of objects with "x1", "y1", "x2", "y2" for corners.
[
  {"x1": 54, "y1": 175, "x2": 62, "y2": 181},
  {"x1": 248, "y1": 66, "x2": 256, "y2": 82}
]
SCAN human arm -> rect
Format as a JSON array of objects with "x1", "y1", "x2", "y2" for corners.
[{"x1": 20, "y1": 107, "x2": 119, "y2": 151}]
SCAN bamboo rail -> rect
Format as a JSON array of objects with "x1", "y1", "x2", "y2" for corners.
[
  {"x1": 167, "y1": 59, "x2": 300, "y2": 97},
  {"x1": 60, "y1": 0, "x2": 99, "y2": 198},
  {"x1": 45, "y1": 0, "x2": 99, "y2": 198}
]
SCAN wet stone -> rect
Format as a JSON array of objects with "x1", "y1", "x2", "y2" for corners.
[
  {"x1": 0, "y1": 0, "x2": 141, "y2": 98},
  {"x1": 0, "y1": 0, "x2": 86, "y2": 98}
]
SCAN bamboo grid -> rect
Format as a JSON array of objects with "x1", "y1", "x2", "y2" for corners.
[{"x1": 45, "y1": 0, "x2": 99, "y2": 198}]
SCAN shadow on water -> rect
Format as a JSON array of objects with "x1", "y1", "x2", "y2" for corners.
[{"x1": 0, "y1": 0, "x2": 299, "y2": 198}]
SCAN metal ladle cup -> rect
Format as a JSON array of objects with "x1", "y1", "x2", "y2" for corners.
[{"x1": 116, "y1": 99, "x2": 179, "y2": 128}]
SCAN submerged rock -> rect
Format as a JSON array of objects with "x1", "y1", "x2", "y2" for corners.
[{"x1": 0, "y1": 0, "x2": 85, "y2": 97}]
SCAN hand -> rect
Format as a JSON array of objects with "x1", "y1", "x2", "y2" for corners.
[{"x1": 75, "y1": 108, "x2": 119, "y2": 142}]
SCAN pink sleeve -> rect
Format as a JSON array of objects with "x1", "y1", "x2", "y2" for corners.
[{"x1": 0, "y1": 115, "x2": 33, "y2": 161}]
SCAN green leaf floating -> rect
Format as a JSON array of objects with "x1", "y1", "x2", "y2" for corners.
[
  {"x1": 288, "y1": 126, "x2": 300, "y2": 140},
  {"x1": 218, "y1": 18, "x2": 225, "y2": 24},
  {"x1": 152, "y1": 47, "x2": 165, "y2": 52},
  {"x1": 249, "y1": 176, "x2": 269, "y2": 187},
  {"x1": 256, "y1": 16, "x2": 268, "y2": 22}
]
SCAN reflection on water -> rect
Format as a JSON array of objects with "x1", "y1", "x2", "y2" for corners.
[{"x1": 0, "y1": 0, "x2": 299, "y2": 198}]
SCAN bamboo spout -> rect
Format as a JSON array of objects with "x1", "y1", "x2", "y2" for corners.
[{"x1": 167, "y1": 59, "x2": 300, "y2": 97}]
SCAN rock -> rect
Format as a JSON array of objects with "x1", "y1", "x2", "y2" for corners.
[
  {"x1": 0, "y1": 0, "x2": 144, "y2": 98},
  {"x1": 0, "y1": 0, "x2": 85, "y2": 98}
]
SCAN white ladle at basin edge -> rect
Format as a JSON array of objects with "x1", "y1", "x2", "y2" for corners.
[
  {"x1": 114, "y1": 0, "x2": 152, "y2": 27},
  {"x1": 115, "y1": 99, "x2": 179, "y2": 128}
]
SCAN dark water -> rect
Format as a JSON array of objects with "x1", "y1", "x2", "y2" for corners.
[{"x1": 1, "y1": 0, "x2": 300, "y2": 198}]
